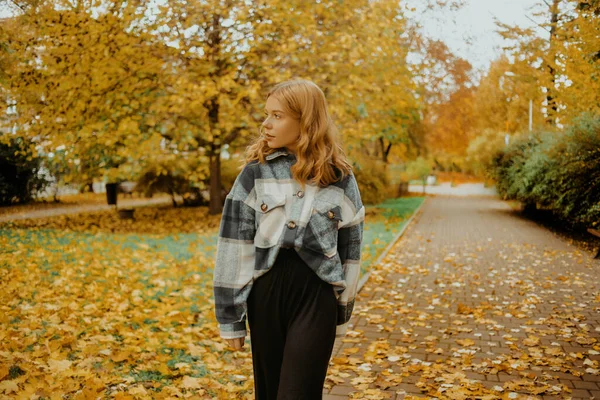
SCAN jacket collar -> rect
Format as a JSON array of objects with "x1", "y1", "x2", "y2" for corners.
[{"x1": 265, "y1": 147, "x2": 294, "y2": 161}]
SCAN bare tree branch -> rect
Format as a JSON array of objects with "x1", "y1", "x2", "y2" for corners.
[{"x1": 524, "y1": 14, "x2": 551, "y2": 33}]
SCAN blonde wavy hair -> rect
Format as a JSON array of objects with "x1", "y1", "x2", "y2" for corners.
[{"x1": 244, "y1": 79, "x2": 353, "y2": 189}]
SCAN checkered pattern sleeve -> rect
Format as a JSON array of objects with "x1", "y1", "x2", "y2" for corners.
[
  {"x1": 335, "y1": 172, "x2": 365, "y2": 337},
  {"x1": 212, "y1": 164, "x2": 257, "y2": 339}
]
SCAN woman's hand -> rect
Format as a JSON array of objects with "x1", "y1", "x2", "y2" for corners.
[{"x1": 224, "y1": 337, "x2": 245, "y2": 350}]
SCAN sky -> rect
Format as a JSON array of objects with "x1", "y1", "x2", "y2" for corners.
[
  {"x1": 1, "y1": 0, "x2": 545, "y2": 75},
  {"x1": 404, "y1": 0, "x2": 545, "y2": 73}
]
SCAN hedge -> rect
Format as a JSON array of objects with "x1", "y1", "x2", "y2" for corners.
[{"x1": 491, "y1": 114, "x2": 600, "y2": 227}]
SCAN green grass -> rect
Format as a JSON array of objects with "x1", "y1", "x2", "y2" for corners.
[
  {"x1": 361, "y1": 197, "x2": 424, "y2": 275},
  {"x1": 1, "y1": 196, "x2": 423, "y2": 283}
]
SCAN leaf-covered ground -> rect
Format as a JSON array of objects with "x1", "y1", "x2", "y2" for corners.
[
  {"x1": 0, "y1": 198, "x2": 422, "y2": 398},
  {"x1": 324, "y1": 197, "x2": 600, "y2": 400}
]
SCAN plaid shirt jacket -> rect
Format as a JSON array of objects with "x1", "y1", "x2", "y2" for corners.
[{"x1": 213, "y1": 148, "x2": 365, "y2": 339}]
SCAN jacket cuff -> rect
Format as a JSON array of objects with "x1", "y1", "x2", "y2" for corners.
[
  {"x1": 336, "y1": 321, "x2": 350, "y2": 338},
  {"x1": 219, "y1": 321, "x2": 247, "y2": 339}
]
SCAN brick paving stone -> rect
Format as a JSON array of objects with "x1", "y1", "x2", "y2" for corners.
[
  {"x1": 329, "y1": 386, "x2": 358, "y2": 396},
  {"x1": 389, "y1": 383, "x2": 422, "y2": 394},
  {"x1": 497, "y1": 373, "x2": 517, "y2": 382},
  {"x1": 573, "y1": 380, "x2": 599, "y2": 390},
  {"x1": 553, "y1": 372, "x2": 584, "y2": 380},
  {"x1": 323, "y1": 395, "x2": 349, "y2": 400},
  {"x1": 569, "y1": 389, "x2": 592, "y2": 397},
  {"x1": 325, "y1": 197, "x2": 600, "y2": 399},
  {"x1": 479, "y1": 380, "x2": 501, "y2": 390},
  {"x1": 464, "y1": 372, "x2": 487, "y2": 380},
  {"x1": 559, "y1": 379, "x2": 575, "y2": 388}
]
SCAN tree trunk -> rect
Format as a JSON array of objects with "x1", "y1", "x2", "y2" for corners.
[
  {"x1": 209, "y1": 144, "x2": 223, "y2": 215},
  {"x1": 207, "y1": 12, "x2": 224, "y2": 216},
  {"x1": 53, "y1": 182, "x2": 60, "y2": 202},
  {"x1": 378, "y1": 137, "x2": 393, "y2": 164},
  {"x1": 167, "y1": 185, "x2": 177, "y2": 207},
  {"x1": 546, "y1": 0, "x2": 560, "y2": 125}
]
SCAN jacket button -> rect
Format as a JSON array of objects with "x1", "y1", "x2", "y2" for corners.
[
  {"x1": 261, "y1": 203, "x2": 268, "y2": 212},
  {"x1": 287, "y1": 221, "x2": 296, "y2": 229},
  {"x1": 327, "y1": 210, "x2": 335, "y2": 219},
  {"x1": 297, "y1": 190, "x2": 304, "y2": 198}
]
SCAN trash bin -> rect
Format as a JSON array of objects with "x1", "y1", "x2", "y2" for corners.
[{"x1": 106, "y1": 183, "x2": 118, "y2": 205}]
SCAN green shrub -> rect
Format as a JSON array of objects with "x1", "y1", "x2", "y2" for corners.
[
  {"x1": 134, "y1": 157, "x2": 209, "y2": 207},
  {"x1": 0, "y1": 136, "x2": 50, "y2": 205},
  {"x1": 495, "y1": 132, "x2": 558, "y2": 207},
  {"x1": 519, "y1": 132, "x2": 560, "y2": 207},
  {"x1": 492, "y1": 133, "x2": 538, "y2": 203},
  {"x1": 404, "y1": 157, "x2": 433, "y2": 183},
  {"x1": 551, "y1": 115, "x2": 600, "y2": 225},
  {"x1": 491, "y1": 114, "x2": 600, "y2": 227},
  {"x1": 465, "y1": 129, "x2": 506, "y2": 178},
  {"x1": 352, "y1": 155, "x2": 389, "y2": 205}
]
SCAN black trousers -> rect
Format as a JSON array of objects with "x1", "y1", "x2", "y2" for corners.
[{"x1": 247, "y1": 248, "x2": 338, "y2": 400}]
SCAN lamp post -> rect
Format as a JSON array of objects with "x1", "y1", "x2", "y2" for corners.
[
  {"x1": 500, "y1": 71, "x2": 533, "y2": 134},
  {"x1": 504, "y1": 72, "x2": 533, "y2": 132}
]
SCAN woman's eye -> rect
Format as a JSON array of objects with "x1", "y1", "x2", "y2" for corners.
[{"x1": 263, "y1": 113, "x2": 281, "y2": 120}]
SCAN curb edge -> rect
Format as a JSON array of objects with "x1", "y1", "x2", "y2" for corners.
[{"x1": 356, "y1": 197, "x2": 427, "y2": 294}]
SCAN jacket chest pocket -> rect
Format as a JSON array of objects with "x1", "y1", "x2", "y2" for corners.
[
  {"x1": 304, "y1": 200, "x2": 343, "y2": 257},
  {"x1": 254, "y1": 194, "x2": 287, "y2": 249}
]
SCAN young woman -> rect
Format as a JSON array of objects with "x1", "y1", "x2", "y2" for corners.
[{"x1": 213, "y1": 79, "x2": 365, "y2": 399}]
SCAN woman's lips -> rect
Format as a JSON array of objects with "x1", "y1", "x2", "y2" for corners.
[{"x1": 265, "y1": 134, "x2": 275, "y2": 139}]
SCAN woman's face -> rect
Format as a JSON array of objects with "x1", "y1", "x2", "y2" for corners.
[{"x1": 262, "y1": 95, "x2": 301, "y2": 153}]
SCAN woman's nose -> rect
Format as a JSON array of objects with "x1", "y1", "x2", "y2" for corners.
[{"x1": 262, "y1": 118, "x2": 272, "y2": 129}]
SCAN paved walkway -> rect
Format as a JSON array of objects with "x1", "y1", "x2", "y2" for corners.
[
  {"x1": 408, "y1": 183, "x2": 498, "y2": 197},
  {"x1": 325, "y1": 196, "x2": 600, "y2": 399},
  {"x1": 0, "y1": 196, "x2": 175, "y2": 223}
]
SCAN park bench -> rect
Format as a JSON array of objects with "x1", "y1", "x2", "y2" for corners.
[{"x1": 588, "y1": 227, "x2": 600, "y2": 259}]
